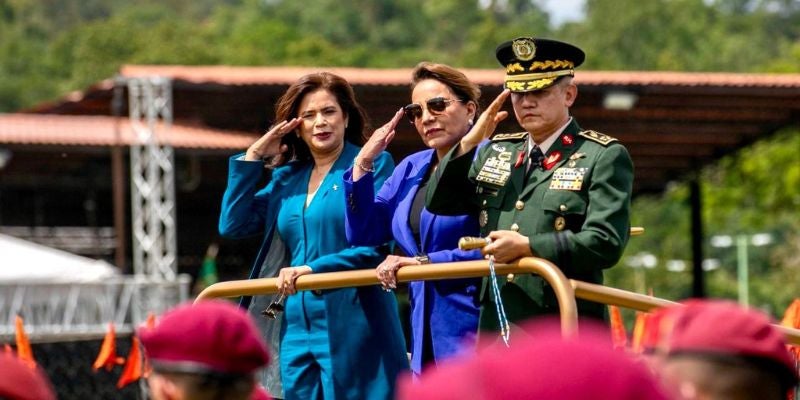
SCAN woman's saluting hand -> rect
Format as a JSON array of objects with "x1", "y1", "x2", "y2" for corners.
[
  {"x1": 456, "y1": 89, "x2": 510, "y2": 157},
  {"x1": 245, "y1": 118, "x2": 303, "y2": 161},
  {"x1": 352, "y1": 108, "x2": 404, "y2": 181}
]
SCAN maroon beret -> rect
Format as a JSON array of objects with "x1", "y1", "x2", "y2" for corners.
[
  {"x1": 251, "y1": 385, "x2": 272, "y2": 400},
  {"x1": 138, "y1": 300, "x2": 270, "y2": 375},
  {"x1": 665, "y1": 299, "x2": 798, "y2": 386},
  {"x1": 398, "y1": 319, "x2": 669, "y2": 400},
  {"x1": 0, "y1": 353, "x2": 56, "y2": 400}
]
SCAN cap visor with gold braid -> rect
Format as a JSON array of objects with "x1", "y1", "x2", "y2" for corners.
[{"x1": 496, "y1": 37, "x2": 585, "y2": 93}]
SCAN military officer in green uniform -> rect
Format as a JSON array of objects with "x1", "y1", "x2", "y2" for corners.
[{"x1": 426, "y1": 36, "x2": 634, "y2": 331}]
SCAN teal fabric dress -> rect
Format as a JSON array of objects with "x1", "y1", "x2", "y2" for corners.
[{"x1": 219, "y1": 142, "x2": 409, "y2": 399}]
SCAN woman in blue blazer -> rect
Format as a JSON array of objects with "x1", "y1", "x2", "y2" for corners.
[
  {"x1": 343, "y1": 63, "x2": 482, "y2": 377},
  {"x1": 219, "y1": 72, "x2": 408, "y2": 399}
]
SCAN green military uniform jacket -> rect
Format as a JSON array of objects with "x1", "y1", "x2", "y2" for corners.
[{"x1": 426, "y1": 119, "x2": 633, "y2": 329}]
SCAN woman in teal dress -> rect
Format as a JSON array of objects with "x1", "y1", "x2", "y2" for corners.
[{"x1": 219, "y1": 72, "x2": 409, "y2": 399}]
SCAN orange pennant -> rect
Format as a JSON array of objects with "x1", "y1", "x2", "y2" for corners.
[
  {"x1": 143, "y1": 313, "x2": 156, "y2": 378},
  {"x1": 93, "y1": 323, "x2": 124, "y2": 371},
  {"x1": 781, "y1": 299, "x2": 800, "y2": 382},
  {"x1": 631, "y1": 312, "x2": 649, "y2": 354},
  {"x1": 117, "y1": 336, "x2": 143, "y2": 388},
  {"x1": 145, "y1": 313, "x2": 156, "y2": 329},
  {"x1": 781, "y1": 299, "x2": 800, "y2": 329},
  {"x1": 608, "y1": 305, "x2": 627, "y2": 350},
  {"x1": 15, "y1": 315, "x2": 36, "y2": 369}
]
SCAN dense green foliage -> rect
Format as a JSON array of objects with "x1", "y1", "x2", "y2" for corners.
[
  {"x1": 1, "y1": 0, "x2": 798, "y2": 316},
  {"x1": 2, "y1": 0, "x2": 798, "y2": 111}
]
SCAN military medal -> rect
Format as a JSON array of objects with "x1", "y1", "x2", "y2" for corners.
[
  {"x1": 479, "y1": 210, "x2": 488, "y2": 227},
  {"x1": 554, "y1": 216, "x2": 566, "y2": 231},
  {"x1": 543, "y1": 151, "x2": 562, "y2": 170},
  {"x1": 550, "y1": 167, "x2": 587, "y2": 190}
]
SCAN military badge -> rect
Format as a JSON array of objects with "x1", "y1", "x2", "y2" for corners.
[
  {"x1": 479, "y1": 210, "x2": 488, "y2": 228},
  {"x1": 579, "y1": 130, "x2": 618, "y2": 146},
  {"x1": 568, "y1": 152, "x2": 586, "y2": 167},
  {"x1": 543, "y1": 151, "x2": 562, "y2": 170},
  {"x1": 561, "y1": 134, "x2": 574, "y2": 146},
  {"x1": 492, "y1": 144, "x2": 507, "y2": 152},
  {"x1": 511, "y1": 38, "x2": 536, "y2": 61},
  {"x1": 549, "y1": 167, "x2": 587, "y2": 191},
  {"x1": 476, "y1": 154, "x2": 512, "y2": 187}
]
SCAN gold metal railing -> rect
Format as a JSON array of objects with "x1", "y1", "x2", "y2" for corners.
[{"x1": 196, "y1": 257, "x2": 800, "y2": 345}]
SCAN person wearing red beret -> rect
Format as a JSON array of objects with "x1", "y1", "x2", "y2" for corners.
[
  {"x1": 656, "y1": 299, "x2": 799, "y2": 400},
  {"x1": 138, "y1": 300, "x2": 272, "y2": 400},
  {"x1": 397, "y1": 319, "x2": 670, "y2": 400},
  {"x1": 0, "y1": 353, "x2": 56, "y2": 400}
]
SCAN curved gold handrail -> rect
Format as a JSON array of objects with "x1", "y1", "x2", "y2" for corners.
[
  {"x1": 196, "y1": 258, "x2": 579, "y2": 336},
  {"x1": 196, "y1": 257, "x2": 800, "y2": 345}
]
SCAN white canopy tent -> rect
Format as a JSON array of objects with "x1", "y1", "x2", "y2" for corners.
[
  {"x1": 0, "y1": 233, "x2": 119, "y2": 282},
  {"x1": 0, "y1": 234, "x2": 190, "y2": 341}
]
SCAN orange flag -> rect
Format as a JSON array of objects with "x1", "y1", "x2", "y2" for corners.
[
  {"x1": 608, "y1": 305, "x2": 627, "y2": 350},
  {"x1": 781, "y1": 299, "x2": 800, "y2": 329},
  {"x1": 781, "y1": 299, "x2": 800, "y2": 380},
  {"x1": 631, "y1": 312, "x2": 649, "y2": 354},
  {"x1": 93, "y1": 323, "x2": 124, "y2": 371},
  {"x1": 117, "y1": 336, "x2": 143, "y2": 388},
  {"x1": 142, "y1": 313, "x2": 156, "y2": 378},
  {"x1": 15, "y1": 315, "x2": 36, "y2": 369}
]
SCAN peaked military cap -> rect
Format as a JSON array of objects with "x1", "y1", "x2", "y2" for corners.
[{"x1": 496, "y1": 36, "x2": 585, "y2": 92}]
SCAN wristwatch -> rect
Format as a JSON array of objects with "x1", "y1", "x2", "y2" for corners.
[{"x1": 415, "y1": 254, "x2": 430, "y2": 264}]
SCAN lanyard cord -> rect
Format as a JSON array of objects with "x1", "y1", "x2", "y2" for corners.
[{"x1": 488, "y1": 254, "x2": 511, "y2": 346}]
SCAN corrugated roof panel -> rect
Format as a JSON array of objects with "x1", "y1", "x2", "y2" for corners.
[{"x1": 0, "y1": 114, "x2": 257, "y2": 149}]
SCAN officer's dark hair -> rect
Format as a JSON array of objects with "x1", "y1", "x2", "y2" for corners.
[
  {"x1": 411, "y1": 62, "x2": 481, "y2": 121},
  {"x1": 274, "y1": 72, "x2": 369, "y2": 163}
]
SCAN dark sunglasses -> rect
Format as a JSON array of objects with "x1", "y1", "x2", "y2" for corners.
[
  {"x1": 261, "y1": 291, "x2": 285, "y2": 319},
  {"x1": 403, "y1": 97, "x2": 462, "y2": 122}
]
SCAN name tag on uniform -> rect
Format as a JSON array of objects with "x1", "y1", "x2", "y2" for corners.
[
  {"x1": 476, "y1": 152, "x2": 512, "y2": 187},
  {"x1": 550, "y1": 167, "x2": 587, "y2": 191}
]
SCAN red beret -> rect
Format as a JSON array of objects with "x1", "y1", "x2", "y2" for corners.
[
  {"x1": 139, "y1": 300, "x2": 270, "y2": 375},
  {"x1": 0, "y1": 353, "x2": 56, "y2": 400},
  {"x1": 251, "y1": 385, "x2": 272, "y2": 400},
  {"x1": 665, "y1": 299, "x2": 798, "y2": 386},
  {"x1": 398, "y1": 319, "x2": 669, "y2": 400}
]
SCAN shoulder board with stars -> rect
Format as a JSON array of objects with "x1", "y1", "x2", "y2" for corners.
[
  {"x1": 578, "y1": 130, "x2": 618, "y2": 146},
  {"x1": 491, "y1": 132, "x2": 528, "y2": 142}
]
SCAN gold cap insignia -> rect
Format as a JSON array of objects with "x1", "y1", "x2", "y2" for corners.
[{"x1": 512, "y1": 38, "x2": 536, "y2": 61}]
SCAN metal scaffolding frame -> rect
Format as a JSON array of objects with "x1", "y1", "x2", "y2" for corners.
[
  {"x1": 127, "y1": 77, "x2": 178, "y2": 280},
  {"x1": 1, "y1": 76, "x2": 188, "y2": 346},
  {"x1": 0, "y1": 276, "x2": 191, "y2": 342}
]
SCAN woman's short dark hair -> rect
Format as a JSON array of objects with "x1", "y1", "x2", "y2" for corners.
[
  {"x1": 411, "y1": 62, "x2": 481, "y2": 119},
  {"x1": 274, "y1": 72, "x2": 369, "y2": 163}
]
